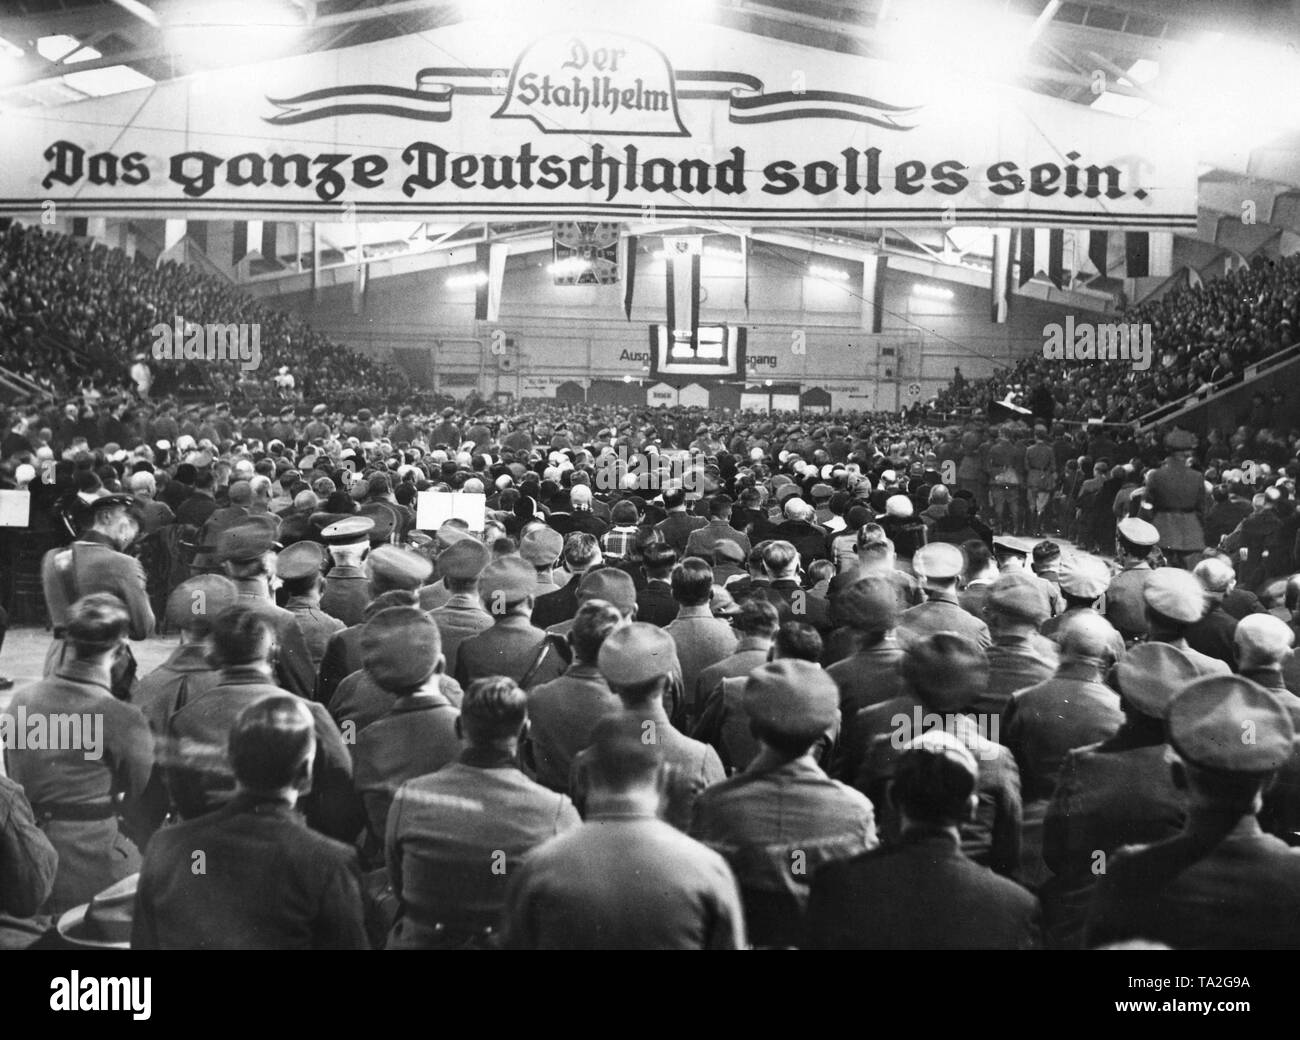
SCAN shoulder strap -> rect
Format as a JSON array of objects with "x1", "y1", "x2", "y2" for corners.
[
  {"x1": 56, "y1": 544, "x2": 80, "y2": 607},
  {"x1": 172, "y1": 672, "x2": 195, "y2": 716}
]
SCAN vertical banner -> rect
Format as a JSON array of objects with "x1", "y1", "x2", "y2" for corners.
[
  {"x1": 663, "y1": 235, "x2": 703, "y2": 354},
  {"x1": 1018, "y1": 227, "x2": 1064, "y2": 287},
  {"x1": 872, "y1": 255, "x2": 888, "y2": 334},
  {"x1": 990, "y1": 228, "x2": 1011, "y2": 324},
  {"x1": 1047, "y1": 228, "x2": 1065, "y2": 289},
  {"x1": 233, "y1": 221, "x2": 249, "y2": 264},
  {"x1": 622, "y1": 233, "x2": 638, "y2": 320},
  {"x1": 261, "y1": 220, "x2": 277, "y2": 261},
  {"x1": 474, "y1": 240, "x2": 491, "y2": 320},
  {"x1": 1123, "y1": 232, "x2": 1172, "y2": 278},
  {"x1": 1017, "y1": 227, "x2": 1034, "y2": 288},
  {"x1": 1088, "y1": 230, "x2": 1109, "y2": 277},
  {"x1": 486, "y1": 242, "x2": 508, "y2": 322},
  {"x1": 742, "y1": 233, "x2": 751, "y2": 316}
]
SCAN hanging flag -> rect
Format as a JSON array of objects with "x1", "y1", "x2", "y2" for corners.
[
  {"x1": 1187, "y1": 265, "x2": 1203, "y2": 289},
  {"x1": 1123, "y1": 231, "x2": 1173, "y2": 278},
  {"x1": 486, "y1": 242, "x2": 508, "y2": 323},
  {"x1": 662, "y1": 235, "x2": 703, "y2": 355},
  {"x1": 474, "y1": 240, "x2": 491, "y2": 320},
  {"x1": 1088, "y1": 230, "x2": 1109, "y2": 277},
  {"x1": 1018, "y1": 228, "x2": 1064, "y2": 288},
  {"x1": 742, "y1": 233, "x2": 751, "y2": 316},
  {"x1": 990, "y1": 228, "x2": 1011, "y2": 324},
  {"x1": 622, "y1": 233, "x2": 638, "y2": 320}
]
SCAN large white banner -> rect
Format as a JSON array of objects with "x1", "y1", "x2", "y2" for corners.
[{"x1": 3, "y1": 20, "x2": 1197, "y2": 228}]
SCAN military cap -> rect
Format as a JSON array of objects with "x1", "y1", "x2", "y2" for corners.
[
  {"x1": 885, "y1": 494, "x2": 914, "y2": 519},
  {"x1": 321, "y1": 515, "x2": 374, "y2": 545},
  {"x1": 437, "y1": 538, "x2": 490, "y2": 580},
  {"x1": 986, "y1": 571, "x2": 1052, "y2": 625},
  {"x1": 311, "y1": 403, "x2": 327, "y2": 416},
  {"x1": 598, "y1": 622, "x2": 678, "y2": 687},
  {"x1": 277, "y1": 540, "x2": 326, "y2": 581},
  {"x1": 901, "y1": 630, "x2": 989, "y2": 713},
  {"x1": 87, "y1": 492, "x2": 139, "y2": 518},
  {"x1": 742, "y1": 660, "x2": 839, "y2": 741},
  {"x1": 279, "y1": 405, "x2": 295, "y2": 418},
  {"x1": 1117, "y1": 517, "x2": 1159, "y2": 547},
  {"x1": 576, "y1": 568, "x2": 637, "y2": 613},
  {"x1": 360, "y1": 500, "x2": 399, "y2": 543},
  {"x1": 217, "y1": 522, "x2": 278, "y2": 563},
  {"x1": 165, "y1": 575, "x2": 240, "y2": 631},
  {"x1": 361, "y1": 607, "x2": 442, "y2": 692},
  {"x1": 366, "y1": 544, "x2": 433, "y2": 590},
  {"x1": 1059, "y1": 554, "x2": 1111, "y2": 599},
  {"x1": 900, "y1": 728, "x2": 978, "y2": 781},
  {"x1": 1143, "y1": 567, "x2": 1206, "y2": 624},
  {"x1": 1168, "y1": 675, "x2": 1295, "y2": 773},
  {"x1": 1115, "y1": 642, "x2": 1201, "y2": 719},
  {"x1": 914, "y1": 541, "x2": 964, "y2": 582},
  {"x1": 435, "y1": 522, "x2": 475, "y2": 549},
  {"x1": 479, "y1": 556, "x2": 538, "y2": 606},
  {"x1": 992, "y1": 535, "x2": 1036, "y2": 557},
  {"x1": 519, "y1": 526, "x2": 564, "y2": 567},
  {"x1": 712, "y1": 539, "x2": 745, "y2": 564},
  {"x1": 1164, "y1": 428, "x2": 1197, "y2": 452}
]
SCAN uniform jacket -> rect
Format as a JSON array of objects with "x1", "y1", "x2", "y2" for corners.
[
  {"x1": 759, "y1": 579, "x2": 832, "y2": 636},
  {"x1": 898, "y1": 592, "x2": 992, "y2": 649},
  {"x1": 330, "y1": 671, "x2": 464, "y2": 736},
  {"x1": 524, "y1": 664, "x2": 621, "y2": 793},
  {"x1": 1087, "y1": 815, "x2": 1300, "y2": 949},
  {"x1": 691, "y1": 638, "x2": 770, "y2": 709},
  {"x1": 532, "y1": 575, "x2": 582, "y2": 631},
  {"x1": 977, "y1": 635, "x2": 1058, "y2": 717},
  {"x1": 685, "y1": 520, "x2": 752, "y2": 561},
  {"x1": 353, "y1": 692, "x2": 461, "y2": 843},
  {"x1": 385, "y1": 749, "x2": 580, "y2": 948},
  {"x1": 804, "y1": 828, "x2": 1041, "y2": 950},
  {"x1": 4, "y1": 659, "x2": 153, "y2": 914},
  {"x1": 1145, "y1": 462, "x2": 1206, "y2": 552},
  {"x1": 41, "y1": 532, "x2": 154, "y2": 640},
  {"x1": 0, "y1": 775, "x2": 58, "y2": 949},
  {"x1": 133, "y1": 641, "x2": 221, "y2": 735},
  {"x1": 665, "y1": 606, "x2": 739, "y2": 720},
  {"x1": 455, "y1": 616, "x2": 549, "y2": 687},
  {"x1": 655, "y1": 512, "x2": 708, "y2": 554},
  {"x1": 689, "y1": 753, "x2": 877, "y2": 947},
  {"x1": 320, "y1": 568, "x2": 370, "y2": 628},
  {"x1": 232, "y1": 580, "x2": 317, "y2": 699},
  {"x1": 854, "y1": 699, "x2": 1022, "y2": 878},
  {"x1": 132, "y1": 793, "x2": 368, "y2": 950},
  {"x1": 286, "y1": 594, "x2": 346, "y2": 671},
  {"x1": 1184, "y1": 605, "x2": 1238, "y2": 668},
  {"x1": 1041, "y1": 724, "x2": 1183, "y2": 949},
  {"x1": 500, "y1": 802, "x2": 745, "y2": 950},
  {"x1": 163, "y1": 667, "x2": 356, "y2": 841},
  {"x1": 428, "y1": 594, "x2": 494, "y2": 677}
]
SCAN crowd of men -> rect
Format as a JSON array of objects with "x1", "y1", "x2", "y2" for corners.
[{"x1": 2, "y1": 384, "x2": 1300, "y2": 950}]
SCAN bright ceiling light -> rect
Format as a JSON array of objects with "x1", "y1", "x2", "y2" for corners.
[
  {"x1": 1124, "y1": 58, "x2": 1160, "y2": 86},
  {"x1": 548, "y1": 257, "x2": 592, "y2": 276},
  {"x1": 37, "y1": 35, "x2": 85, "y2": 62},
  {"x1": 163, "y1": 0, "x2": 304, "y2": 67},
  {"x1": 912, "y1": 283, "x2": 954, "y2": 301},
  {"x1": 880, "y1": 0, "x2": 1037, "y2": 85},
  {"x1": 1091, "y1": 92, "x2": 1152, "y2": 119},
  {"x1": 62, "y1": 65, "x2": 155, "y2": 97},
  {"x1": 808, "y1": 264, "x2": 850, "y2": 282}
]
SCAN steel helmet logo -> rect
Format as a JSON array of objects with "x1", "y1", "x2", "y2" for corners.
[{"x1": 264, "y1": 31, "x2": 919, "y2": 135}]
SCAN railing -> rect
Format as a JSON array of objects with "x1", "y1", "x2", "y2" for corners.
[
  {"x1": 0, "y1": 362, "x2": 55, "y2": 401},
  {"x1": 1135, "y1": 342, "x2": 1300, "y2": 434}
]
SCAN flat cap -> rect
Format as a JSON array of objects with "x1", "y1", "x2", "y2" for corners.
[
  {"x1": 712, "y1": 538, "x2": 745, "y2": 564},
  {"x1": 217, "y1": 522, "x2": 278, "y2": 563},
  {"x1": 277, "y1": 540, "x2": 326, "y2": 581},
  {"x1": 901, "y1": 630, "x2": 989, "y2": 713},
  {"x1": 576, "y1": 568, "x2": 638, "y2": 613},
  {"x1": 165, "y1": 575, "x2": 240, "y2": 631},
  {"x1": 360, "y1": 500, "x2": 399, "y2": 543},
  {"x1": 1169, "y1": 675, "x2": 1294, "y2": 773},
  {"x1": 366, "y1": 544, "x2": 433, "y2": 590},
  {"x1": 1117, "y1": 517, "x2": 1159, "y2": 547},
  {"x1": 1164, "y1": 428, "x2": 1197, "y2": 452},
  {"x1": 519, "y1": 526, "x2": 564, "y2": 567},
  {"x1": 598, "y1": 622, "x2": 678, "y2": 687},
  {"x1": 1060, "y1": 554, "x2": 1112, "y2": 600},
  {"x1": 810, "y1": 483, "x2": 834, "y2": 500},
  {"x1": 479, "y1": 556, "x2": 539, "y2": 606},
  {"x1": 1143, "y1": 567, "x2": 1206, "y2": 624},
  {"x1": 437, "y1": 538, "x2": 490, "y2": 581},
  {"x1": 835, "y1": 574, "x2": 899, "y2": 632},
  {"x1": 900, "y1": 728, "x2": 979, "y2": 781},
  {"x1": 914, "y1": 541, "x2": 964, "y2": 582},
  {"x1": 321, "y1": 515, "x2": 374, "y2": 544},
  {"x1": 362, "y1": 606, "x2": 441, "y2": 692},
  {"x1": 743, "y1": 660, "x2": 840, "y2": 741},
  {"x1": 1115, "y1": 642, "x2": 1201, "y2": 719},
  {"x1": 776, "y1": 484, "x2": 802, "y2": 503},
  {"x1": 987, "y1": 571, "x2": 1053, "y2": 625}
]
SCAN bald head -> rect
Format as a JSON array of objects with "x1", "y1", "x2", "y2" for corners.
[
  {"x1": 127, "y1": 471, "x2": 156, "y2": 498},
  {"x1": 1235, "y1": 614, "x2": 1295, "y2": 671},
  {"x1": 784, "y1": 498, "x2": 814, "y2": 522},
  {"x1": 1059, "y1": 611, "x2": 1120, "y2": 667}
]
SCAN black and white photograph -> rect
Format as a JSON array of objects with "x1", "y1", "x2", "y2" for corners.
[{"x1": 0, "y1": 0, "x2": 1297, "y2": 1000}]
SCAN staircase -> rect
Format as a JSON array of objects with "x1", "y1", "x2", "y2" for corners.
[{"x1": 1136, "y1": 343, "x2": 1300, "y2": 436}]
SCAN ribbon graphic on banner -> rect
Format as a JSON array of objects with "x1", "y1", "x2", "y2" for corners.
[{"x1": 265, "y1": 63, "x2": 919, "y2": 131}]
